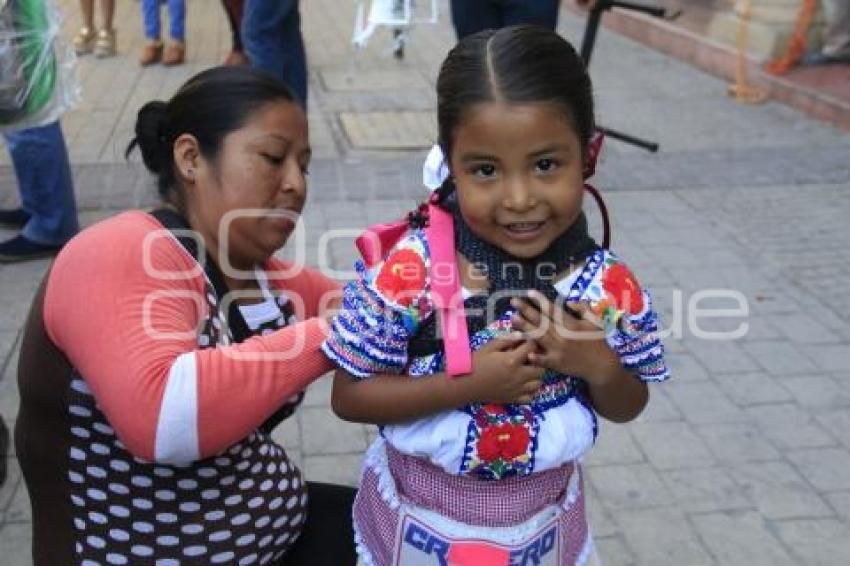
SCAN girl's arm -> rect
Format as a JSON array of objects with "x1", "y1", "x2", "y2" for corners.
[
  {"x1": 332, "y1": 369, "x2": 475, "y2": 425},
  {"x1": 331, "y1": 336, "x2": 545, "y2": 425},
  {"x1": 569, "y1": 339, "x2": 649, "y2": 422}
]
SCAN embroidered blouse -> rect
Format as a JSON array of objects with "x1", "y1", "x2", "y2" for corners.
[{"x1": 323, "y1": 228, "x2": 668, "y2": 480}]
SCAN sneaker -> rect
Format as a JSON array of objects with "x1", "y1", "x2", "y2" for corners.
[
  {"x1": 0, "y1": 234, "x2": 62, "y2": 263},
  {"x1": 73, "y1": 27, "x2": 96, "y2": 56},
  {"x1": 94, "y1": 29, "x2": 117, "y2": 58},
  {"x1": 163, "y1": 41, "x2": 186, "y2": 66},
  {"x1": 140, "y1": 40, "x2": 164, "y2": 66},
  {"x1": 0, "y1": 208, "x2": 30, "y2": 229}
]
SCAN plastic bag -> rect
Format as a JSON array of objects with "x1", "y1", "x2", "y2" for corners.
[{"x1": 0, "y1": 0, "x2": 79, "y2": 133}]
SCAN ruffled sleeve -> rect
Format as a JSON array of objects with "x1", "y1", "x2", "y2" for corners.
[
  {"x1": 322, "y1": 230, "x2": 433, "y2": 378},
  {"x1": 572, "y1": 250, "x2": 669, "y2": 382}
]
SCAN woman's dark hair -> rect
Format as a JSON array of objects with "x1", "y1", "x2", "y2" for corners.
[
  {"x1": 126, "y1": 66, "x2": 297, "y2": 207},
  {"x1": 434, "y1": 25, "x2": 594, "y2": 201}
]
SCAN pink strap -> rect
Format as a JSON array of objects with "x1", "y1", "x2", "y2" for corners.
[
  {"x1": 355, "y1": 219, "x2": 410, "y2": 268},
  {"x1": 426, "y1": 203, "x2": 472, "y2": 377}
]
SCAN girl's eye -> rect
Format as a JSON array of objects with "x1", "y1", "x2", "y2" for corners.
[
  {"x1": 535, "y1": 158, "x2": 558, "y2": 173},
  {"x1": 471, "y1": 163, "x2": 497, "y2": 178}
]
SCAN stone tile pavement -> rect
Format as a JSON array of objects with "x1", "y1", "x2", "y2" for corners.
[{"x1": 1, "y1": 0, "x2": 850, "y2": 564}]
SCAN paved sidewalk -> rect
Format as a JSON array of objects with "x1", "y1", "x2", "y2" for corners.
[{"x1": 1, "y1": 1, "x2": 850, "y2": 564}]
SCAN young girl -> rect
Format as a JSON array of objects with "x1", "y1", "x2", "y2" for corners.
[
  {"x1": 139, "y1": 0, "x2": 186, "y2": 66},
  {"x1": 323, "y1": 25, "x2": 668, "y2": 565}
]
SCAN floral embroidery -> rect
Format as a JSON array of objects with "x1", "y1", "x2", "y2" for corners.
[
  {"x1": 464, "y1": 404, "x2": 537, "y2": 480},
  {"x1": 601, "y1": 263, "x2": 643, "y2": 315},
  {"x1": 477, "y1": 422, "x2": 531, "y2": 462},
  {"x1": 374, "y1": 249, "x2": 427, "y2": 307}
]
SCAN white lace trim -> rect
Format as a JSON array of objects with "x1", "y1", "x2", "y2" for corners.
[
  {"x1": 577, "y1": 534, "x2": 596, "y2": 566},
  {"x1": 362, "y1": 438, "x2": 402, "y2": 510},
  {"x1": 565, "y1": 462, "x2": 582, "y2": 509},
  {"x1": 353, "y1": 524, "x2": 377, "y2": 566}
]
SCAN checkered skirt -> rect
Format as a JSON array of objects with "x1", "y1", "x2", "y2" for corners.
[{"x1": 353, "y1": 440, "x2": 592, "y2": 565}]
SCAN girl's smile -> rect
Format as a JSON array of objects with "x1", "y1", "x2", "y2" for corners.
[{"x1": 449, "y1": 101, "x2": 585, "y2": 259}]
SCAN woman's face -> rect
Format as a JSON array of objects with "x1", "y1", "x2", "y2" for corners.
[
  {"x1": 449, "y1": 101, "x2": 585, "y2": 259},
  {"x1": 188, "y1": 100, "x2": 310, "y2": 270}
]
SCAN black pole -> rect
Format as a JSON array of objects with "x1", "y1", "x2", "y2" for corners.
[
  {"x1": 579, "y1": 7, "x2": 604, "y2": 65},
  {"x1": 579, "y1": 0, "x2": 666, "y2": 152}
]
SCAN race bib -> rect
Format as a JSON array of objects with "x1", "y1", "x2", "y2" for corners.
[{"x1": 394, "y1": 510, "x2": 561, "y2": 566}]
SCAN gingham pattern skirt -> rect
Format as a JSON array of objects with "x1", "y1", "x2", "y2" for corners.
[{"x1": 353, "y1": 440, "x2": 591, "y2": 565}]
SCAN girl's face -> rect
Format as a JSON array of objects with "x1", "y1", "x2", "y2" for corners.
[
  {"x1": 187, "y1": 100, "x2": 310, "y2": 269},
  {"x1": 449, "y1": 101, "x2": 584, "y2": 259}
]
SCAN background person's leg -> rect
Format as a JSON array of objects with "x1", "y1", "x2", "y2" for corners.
[
  {"x1": 93, "y1": 0, "x2": 118, "y2": 57},
  {"x1": 162, "y1": 0, "x2": 187, "y2": 65},
  {"x1": 168, "y1": 0, "x2": 186, "y2": 41},
  {"x1": 140, "y1": 0, "x2": 161, "y2": 40},
  {"x1": 100, "y1": 0, "x2": 116, "y2": 30},
  {"x1": 3, "y1": 122, "x2": 78, "y2": 247},
  {"x1": 74, "y1": 0, "x2": 96, "y2": 54},
  {"x1": 139, "y1": 0, "x2": 164, "y2": 65},
  {"x1": 450, "y1": 0, "x2": 503, "y2": 39},
  {"x1": 502, "y1": 0, "x2": 560, "y2": 30},
  {"x1": 242, "y1": 0, "x2": 307, "y2": 106},
  {"x1": 223, "y1": 0, "x2": 245, "y2": 50},
  {"x1": 282, "y1": 481, "x2": 357, "y2": 565}
]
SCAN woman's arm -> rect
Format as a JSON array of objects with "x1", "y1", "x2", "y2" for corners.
[
  {"x1": 331, "y1": 336, "x2": 545, "y2": 425},
  {"x1": 266, "y1": 259, "x2": 342, "y2": 319},
  {"x1": 45, "y1": 212, "x2": 333, "y2": 464}
]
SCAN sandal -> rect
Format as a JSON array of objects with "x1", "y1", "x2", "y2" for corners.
[
  {"x1": 94, "y1": 29, "x2": 117, "y2": 58},
  {"x1": 72, "y1": 27, "x2": 96, "y2": 56}
]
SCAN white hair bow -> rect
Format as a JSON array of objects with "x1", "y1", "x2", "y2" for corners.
[{"x1": 422, "y1": 144, "x2": 449, "y2": 191}]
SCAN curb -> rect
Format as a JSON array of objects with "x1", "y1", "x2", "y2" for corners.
[{"x1": 586, "y1": 7, "x2": 850, "y2": 130}]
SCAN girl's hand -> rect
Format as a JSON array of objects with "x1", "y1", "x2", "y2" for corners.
[
  {"x1": 465, "y1": 334, "x2": 546, "y2": 405},
  {"x1": 510, "y1": 291, "x2": 623, "y2": 387}
]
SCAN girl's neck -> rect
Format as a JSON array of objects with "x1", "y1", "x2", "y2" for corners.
[{"x1": 450, "y1": 205, "x2": 598, "y2": 300}]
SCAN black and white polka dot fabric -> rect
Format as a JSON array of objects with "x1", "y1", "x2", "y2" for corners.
[{"x1": 66, "y1": 279, "x2": 307, "y2": 564}]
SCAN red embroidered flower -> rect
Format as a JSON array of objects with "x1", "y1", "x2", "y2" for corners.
[
  {"x1": 477, "y1": 423, "x2": 531, "y2": 463},
  {"x1": 482, "y1": 404, "x2": 507, "y2": 416},
  {"x1": 375, "y1": 249, "x2": 426, "y2": 306},
  {"x1": 602, "y1": 263, "x2": 644, "y2": 315}
]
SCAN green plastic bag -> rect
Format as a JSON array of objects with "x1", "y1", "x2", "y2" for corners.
[{"x1": 0, "y1": 0, "x2": 77, "y2": 131}]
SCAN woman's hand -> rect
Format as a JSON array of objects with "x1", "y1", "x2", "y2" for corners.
[{"x1": 464, "y1": 334, "x2": 546, "y2": 405}]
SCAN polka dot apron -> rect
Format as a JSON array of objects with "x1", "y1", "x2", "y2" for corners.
[{"x1": 66, "y1": 256, "x2": 307, "y2": 565}]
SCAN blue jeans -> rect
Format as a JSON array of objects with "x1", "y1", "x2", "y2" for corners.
[
  {"x1": 141, "y1": 0, "x2": 186, "y2": 41},
  {"x1": 3, "y1": 121, "x2": 78, "y2": 245},
  {"x1": 450, "y1": 0, "x2": 559, "y2": 39},
  {"x1": 242, "y1": 0, "x2": 307, "y2": 106}
]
